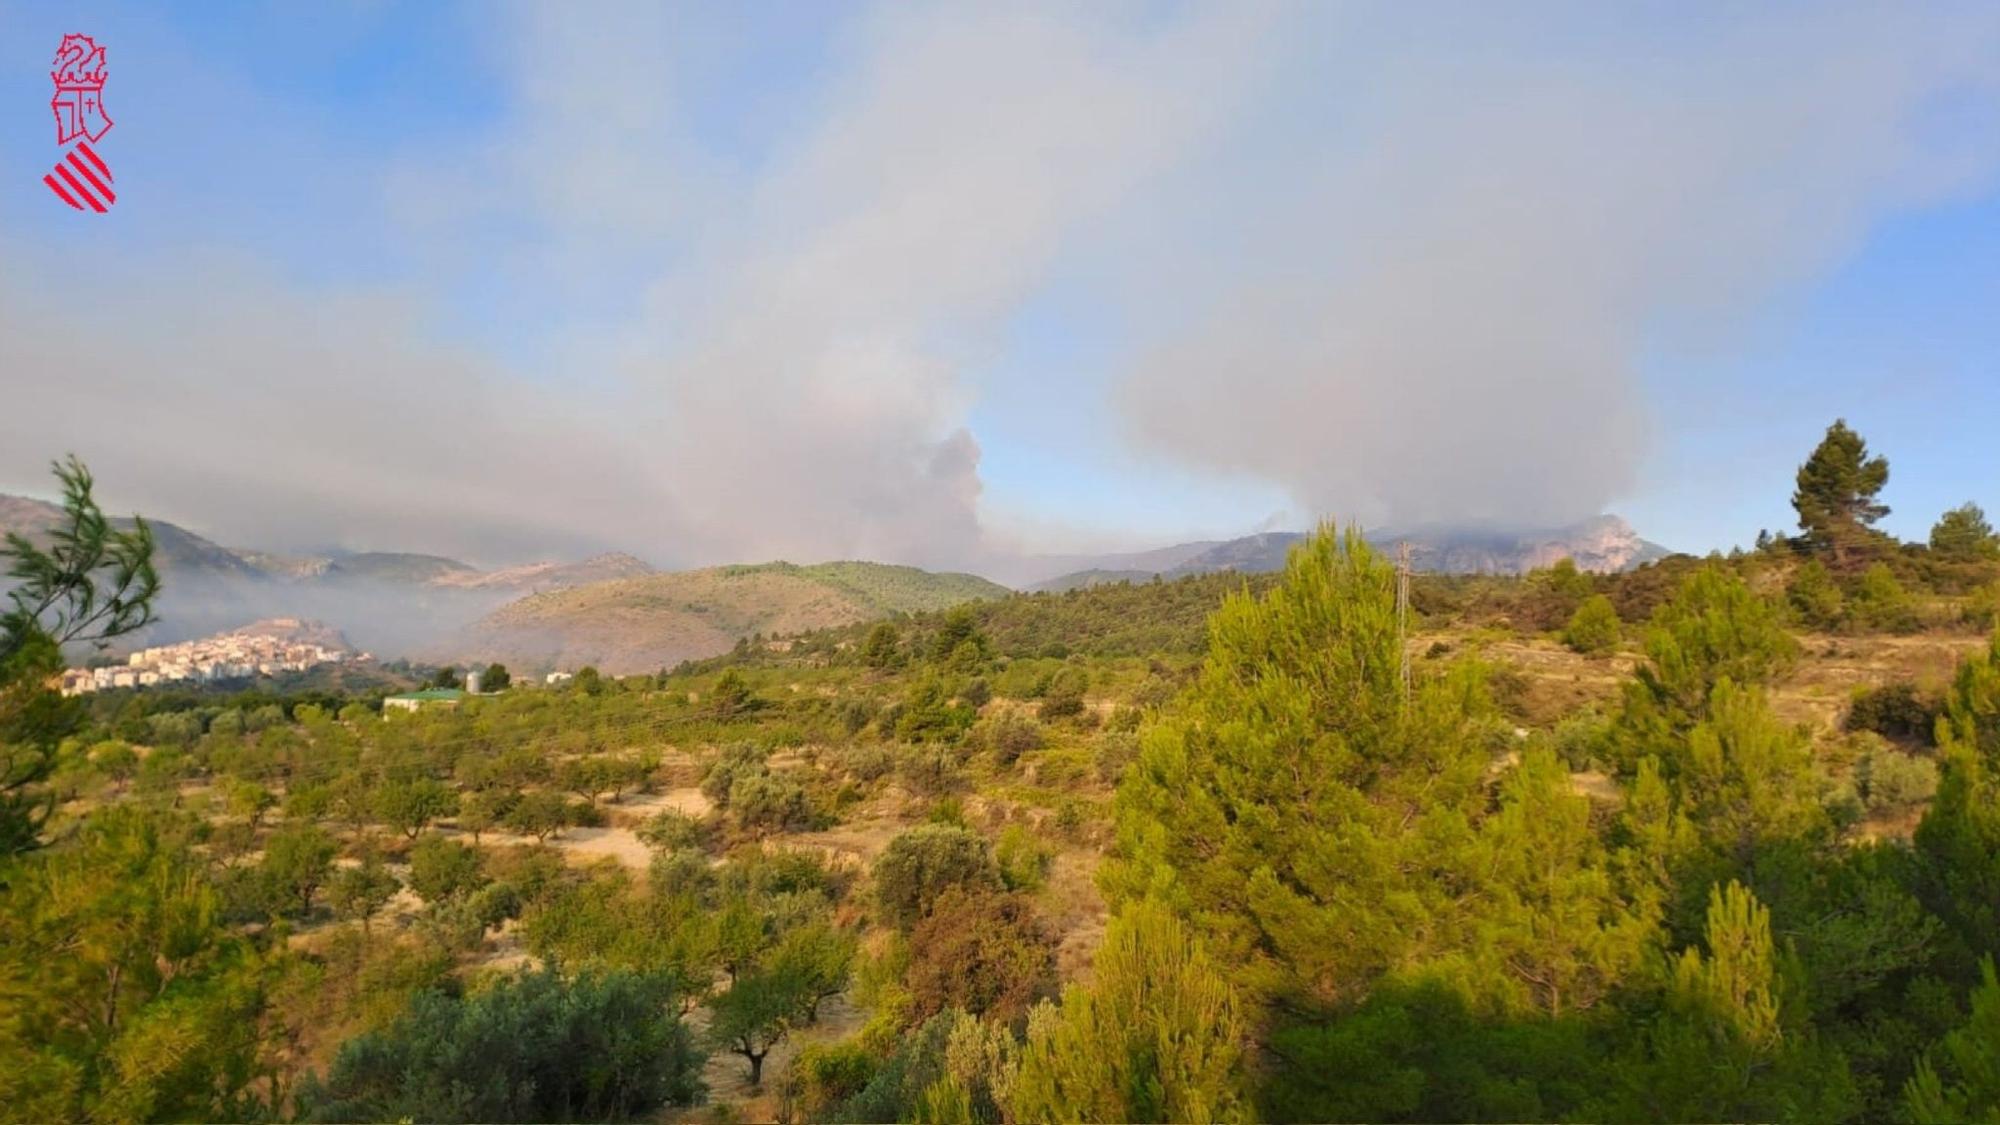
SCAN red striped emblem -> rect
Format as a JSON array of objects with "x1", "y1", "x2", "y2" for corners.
[{"x1": 44, "y1": 141, "x2": 114, "y2": 212}]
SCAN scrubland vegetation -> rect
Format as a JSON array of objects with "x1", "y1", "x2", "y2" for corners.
[{"x1": 9, "y1": 422, "x2": 2000, "y2": 1122}]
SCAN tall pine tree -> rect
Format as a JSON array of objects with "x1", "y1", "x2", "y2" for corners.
[
  {"x1": 1106, "y1": 526, "x2": 1501, "y2": 1009},
  {"x1": 1793, "y1": 419, "x2": 1891, "y2": 568}
]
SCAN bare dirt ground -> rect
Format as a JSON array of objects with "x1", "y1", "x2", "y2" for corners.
[
  {"x1": 1459, "y1": 630, "x2": 1987, "y2": 737},
  {"x1": 437, "y1": 786, "x2": 716, "y2": 871},
  {"x1": 1042, "y1": 847, "x2": 1110, "y2": 984},
  {"x1": 787, "y1": 789, "x2": 911, "y2": 870},
  {"x1": 1771, "y1": 632, "x2": 1985, "y2": 731},
  {"x1": 1569, "y1": 769, "x2": 1624, "y2": 805}
]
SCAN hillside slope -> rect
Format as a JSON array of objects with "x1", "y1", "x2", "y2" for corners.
[
  {"x1": 0, "y1": 494, "x2": 262, "y2": 580},
  {"x1": 455, "y1": 561, "x2": 1008, "y2": 673},
  {"x1": 433, "y1": 552, "x2": 655, "y2": 592}
]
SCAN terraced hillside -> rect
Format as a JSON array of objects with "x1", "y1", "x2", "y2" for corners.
[{"x1": 455, "y1": 560, "x2": 1009, "y2": 673}]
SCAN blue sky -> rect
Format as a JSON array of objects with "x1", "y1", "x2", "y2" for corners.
[{"x1": 3, "y1": 2, "x2": 1999, "y2": 569}]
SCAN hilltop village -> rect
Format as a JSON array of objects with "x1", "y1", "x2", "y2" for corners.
[{"x1": 60, "y1": 618, "x2": 359, "y2": 694}]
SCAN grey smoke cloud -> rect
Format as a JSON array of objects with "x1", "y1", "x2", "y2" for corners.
[
  {"x1": 0, "y1": 247, "x2": 660, "y2": 564},
  {"x1": 4, "y1": 2, "x2": 1999, "y2": 573},
  {"x1": 1117, "y1": 5, "x2": 2000, "y2": 529}
]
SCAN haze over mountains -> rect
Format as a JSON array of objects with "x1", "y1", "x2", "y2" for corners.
[
  {"x1": 1014, "y1": 515, "x2": 1670, "y2": 591},
  {"x1": 1, "y1": 488, "x2": 1672, "y2": 672},
  {"x1": 0, "y1": 492, "x2": 654, "y2": 657}
]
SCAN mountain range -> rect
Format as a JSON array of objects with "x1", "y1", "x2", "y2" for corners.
[
  {"x1": 0, "y1": 493, "x2": 656, "y2": 655},
  {"x1": 1022, "y1": 515, "x2": 1672, "y2": 591},
  {"x1": 2, "y1": 489, "x2": 1673, "y2": 672}
]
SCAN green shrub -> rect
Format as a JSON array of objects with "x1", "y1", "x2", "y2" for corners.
[
  {"x1": 1038, "y1": 668, "x2": 1088, "y2": 721},
  {"x1": 792, "y1": 1040, "x2": 877, "y2": 1119},
  {"x1": 839, "y1": 698, "x2": 878, "y2": 736},
  {"x1": 469, "y1": 881, "x2": 523, "y2": 931},
  {"x1": 896, "y1": 743, "x2": 965, "y2": 797},
  {"x1": 873, "y1": 824, "x2": 1000, "y2": 928},
  {"x1": 1857, "y1": 745, "x2": 1939, "y2": 814},
  {"x1": 833, "y1": 742, "x2": 896, "y2": 782},
  {"x1": 995, "y1": 824, "x2": 1054, "y2": 892},
  {"x1": 985, "y1": 712, "x2": 1045, "y2": 766},
  {"x1": 1850, "y1": 563, "x2": 1919, "y2": 633},
  {"x1": 701, "y1": 743, "x2": 769, "y2": 808},
  {"x1": 1788, "y1": 559, "x2": 1845, "y2": 630},
  {"x1": 637, "y1": 809, "x2": 707, "y2": 852},
  {"x1": 1094, "y1": 731, "x2": 1140, "y2": 784},
  {"x1": 1550, "y1": 711, "x2": 1610, "y2": 771},
  {"x1": 730, "y1": 773, "x2": 814, "y2": 833},
  {"x1": 300, "y1": 967, "x2": 704, "y2": 1122},
  {"x1": 649, "y1": 849, "x2": 714, "y2": 898},
  {"x1": 1964, "y1": 581, "x2": 2000, "y2": 631},
  {"x1": 1844, "y1": 682, "x2": 1939, "y2": 745},
  {"x1": 896, "y1": 677, "x2": 977, "y2": 743},
  {"x1": 408, "y1": 835, "x2": 487, "y2": 904},
  {"x1": 905, "y1": 888, "x2": 1057, "y2": 1023},
  {"x1": 1562, "y1": 594, "x2": 1622, "y2": 655}
]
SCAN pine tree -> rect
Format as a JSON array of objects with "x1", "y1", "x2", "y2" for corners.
[
  {"x1": 0, "y1": 807, "x2": 274, "y2": 1121},
  {"x1": 1905, "y1": 958, "x2": 2000, "y2": 1123},
  {"x1": 1, "y1": 457, "x2": 159, "y2": 856},
  {"x1": 1930, "y1": 502, "x2": 2000, "y2": 562},
  {"x1": 1472, "y1": 750, "x2": 1653, "y2": 1018},
  {"x1": 1787, "y1": 558, "x2": 1845, "y2": 631},
  {"x1": 1938, "y1": 630, "x2": 2000, "y2": 767},
  {"x1": 1915, "y1": 632, "x2": 2000, "y2": 958},
  {"x1": 1611, "y1": 881, "x2": 1858, "y2": 1121},
  {"x1": 1009, "y1": 902, "x2": 1250, "y2": 1124},
  {"x1": 1607, "y1": 564, "x2": 1798, "y2": 773},
  {"x1": 1677, "y1": 681, "x2": 1828, "y2": 865},
  {"x1": 1616, "y1": 675, "x2": 1830, "y2": 944},
  {"x1": 1674, "y1": 881, "x2": 1784, "y2": 1048},
  {"x1": 1106, "y1": 526, "x2": 1499, "y2": 1008},
  {"x1": 1793, "y1": 419, "x2": 1891, "y2": 567},
  {"x1": 861, "y1": 621, "x2": 901, "y2": 668}
]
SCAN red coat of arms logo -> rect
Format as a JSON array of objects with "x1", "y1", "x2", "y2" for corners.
[
  {"x1": 45, "y1": 34, "x2": 116, "y2": 213},
  {"x1": 51, "y1": 34, "x2": 113, "y2": 145}
]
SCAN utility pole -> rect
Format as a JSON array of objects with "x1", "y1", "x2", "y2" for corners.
[{"x1": 1396, "y1": 540, "x2": 1411, "y2": 703}]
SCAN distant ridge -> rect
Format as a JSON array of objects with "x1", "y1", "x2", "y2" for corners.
[
  {"x1": 1, "y1": 485, "x2": 1670, "y2": 663},
  {"x1": 986, "y1": 540, "x2": 1223, "y2": 589},
  {"x1": 1027, "y1": 516, "x2": 1672, "y2": 591},
  {"x1": 0, "y1": 490, "x2": 660, "y2": 655},
  {"x1": 1030, "y1": 568, "x2": 1161, "y2": 593}
]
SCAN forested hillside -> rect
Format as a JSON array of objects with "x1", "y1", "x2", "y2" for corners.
[
  {"x1": 454, "y1": 561, "x2": 1010, "y2": 675},
  {"x1": 8, "y1": 422, "x2": 2000, "y2": 1123}
]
